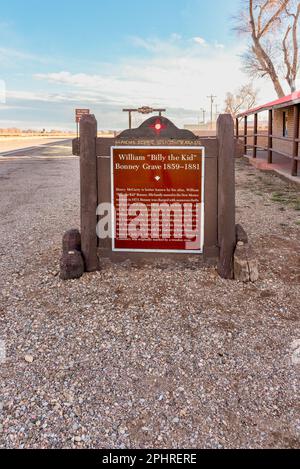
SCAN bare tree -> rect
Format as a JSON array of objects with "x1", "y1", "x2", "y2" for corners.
[
  {"x1": 283, "y1": 2, "x2": 300, "y2": 92},
  {"x1": 235, "y1": 0, "x2": 300, "y2": 98},
  {"x1": 225, "y1": 83, "x2": 258, "y2": 119}
]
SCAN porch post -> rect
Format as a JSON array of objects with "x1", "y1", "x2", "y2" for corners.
[
  {"x1": 253, "y1": 113, "x2": 258, "y2": 159},
  {"x1": 292, "y1": 104, "x2": 299, "y2": 177},
  {"x1": 244, "y1": 115, "x2": 248, "y2": 156},
  {"x1": 268, "y1": 109, "x2": 273, "y2": 164}
]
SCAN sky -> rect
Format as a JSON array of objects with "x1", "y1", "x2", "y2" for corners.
[{"x1": 0, "y1": 0, "x2": 285, "y2": 130}]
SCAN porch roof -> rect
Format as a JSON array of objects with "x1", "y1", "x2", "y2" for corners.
[{"x1": 238, "y1": 90, "x2": 300, "y2": 118}]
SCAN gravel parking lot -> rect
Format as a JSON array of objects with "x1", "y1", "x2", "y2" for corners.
[{"x1": 0, "y1": 142, "x2": 299, "y2": 449}]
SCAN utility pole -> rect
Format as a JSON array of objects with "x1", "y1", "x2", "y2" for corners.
[
  {"x1": 215, "y1": 104, "x2": 219, "y2": 122},
  {"x1": 207, "y1": 94, "x2": 217, "y2": 129},
  {"x1": 200, "y1": 108, "x2": 206, "y2": 124}
]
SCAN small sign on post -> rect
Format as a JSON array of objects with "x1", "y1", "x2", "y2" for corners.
[
  {"x1": 75, "y1": 109, "x2": 90, "y2": 139},
  {"x1": 75, "y1": 109, "x2": 90, "y2": 123}
]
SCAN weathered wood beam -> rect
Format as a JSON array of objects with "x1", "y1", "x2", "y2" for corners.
[
  {"x1": 292, "y1": 104, "x2": 299, "y2": 176},
  {"x1": 244, "y1": 116, "x2": 248, "y2": 156},
  {"x1": 217, "y1": 114, "x2": 236, "y2": 280},
  {"x1": 80, "y1": 114, "x2": 99, "y2": 272},
  {"x1": 268, "y1": 109, "x2": 273, "y2": 164},
  {"x1": 253, "y1": 113, "x2": 258, "y2": 159}
]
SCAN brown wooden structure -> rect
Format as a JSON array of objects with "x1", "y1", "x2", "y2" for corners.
[
  {"x1": 237, "y1": 91, "x2": 300, "y2": 177},
  {"x1": 73, "y1": 114, "x2": 236, "y2": 279},
  {"x1": 123, "y1": 106, "x2": 166, "y2": 129}
]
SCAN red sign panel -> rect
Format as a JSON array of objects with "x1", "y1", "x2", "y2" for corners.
[
  {"x1": 75, "y1": 109, "x2": 90, "y2": 123},
  {"x1": 111, "y1": 146, "x2": 204, "y2": 253}
]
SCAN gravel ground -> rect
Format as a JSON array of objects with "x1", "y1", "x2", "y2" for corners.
[{"x1": 0, "y1": 143, "x2": 299, "y2": 449}]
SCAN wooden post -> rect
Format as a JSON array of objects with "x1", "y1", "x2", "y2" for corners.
[
  {"x1": 253, "y1": 113, "x2": 258, "y2": 158},
  {"x1": 217, "y1": 114, "x2": 236, "y2": 280},
  {"x1": 236, "y1": 118, "x2": 239, "y2": 139},
  {"x1": 129, "y1": 111, "x2": 132, "y2": 129},
  {"x1": 292, "y1": 104, "x2": 299, "y2": 176},
  {"x1": 244, "y1": 115, "x2": 248, "y2": 156},
  {"x1": 80, "y1": 114, "x2": 99, "y2": 272},
  {"x1": 268, "y1": 109, "x2": 273, "y2": 164}
]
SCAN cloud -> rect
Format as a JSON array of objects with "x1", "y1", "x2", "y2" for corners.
[
  {"x1": 130, "y1": 33, "x2": 183, "y2": 54},
  {"x1": 0, "y1": 47, "x2": 49, "y2": 66},
  {"x1": 6, "y1": 88, "x2": 112, "y2": 105},
  {"x1": 193, "y1": 37, "x2": 206, "y2": 46},
  {"x1": 194, "y1": 37, "x2": 225, "y2": 49},
  {"x1": 33, "y1": 37, "x2": 251, "y2": 115},
  {"x1": 2, "y1": 34, "x2": 278, "y2": 129},
  {"x1": 0, "y1": 79, "x2": 5, "y2": 104},
  {"x1": 7, "y1": 89, "x2": 75, "y2": 103}
]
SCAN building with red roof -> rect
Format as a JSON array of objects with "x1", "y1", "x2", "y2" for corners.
[{"x1": 237, "y1": 91, "x2": 300, "y2": 178}]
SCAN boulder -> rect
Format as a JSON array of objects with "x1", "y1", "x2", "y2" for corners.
[
  {"x1": 234, "y1": 243, "x2": 259, "y2": 283},
  {"x1": 62, "y1": 229, "x2": 81, "y2": 253},
  {"x1": 60, "y1": 250, "x2": 84, "y2": 280},
  {"x1": 236, "y1": 224, "x2": 249, "y2": 245}
]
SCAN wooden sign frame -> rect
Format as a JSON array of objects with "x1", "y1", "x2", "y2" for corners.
[{"x1": 73, "y1": 114, "x2": 236, "y2": 279}]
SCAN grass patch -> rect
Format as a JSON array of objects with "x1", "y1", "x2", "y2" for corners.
[
  {"x1": 271, "y1": 192, "x2": 287, "y2": 202},
  {"x1": 271, "y1": 191, "x2": 300, "y2": 210}
]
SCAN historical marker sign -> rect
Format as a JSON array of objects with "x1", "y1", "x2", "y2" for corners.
[
  {"x1": 111, "y1": 146, "x2": 205, "y2": 253},
  {"x1": 75, "y1": 109, "x2": 90, "y2": 123},
  {"x1": 72, "y1": 114, "x2": 235, "y2": 278}
]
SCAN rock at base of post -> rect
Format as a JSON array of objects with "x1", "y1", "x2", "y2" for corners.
[
  {"x1": 60, "y1": 250, "x2": 84, "y2": 280},
  {"x1": 236, "y1": 224, "x2": 249, "y2": 245},
  {"x1": 234, "y1": 243, "x2": 259, "y2": 283},
  {"x1": 62, "y1": 229, "x2": 81, "y2": 253}
]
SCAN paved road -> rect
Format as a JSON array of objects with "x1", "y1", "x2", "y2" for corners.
[
  {"x1": 0, "y1": 137, "x2": 73, "y2": 155},
  {"x1": 0, "y1": 140, "x2": 77, "y2": 199},
  {"x1": 0, "y1": 138, "x2": 80, "y2": 251},
  {"x1": 0, "y1": 139, "x2": 74, "y2": 160}
]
